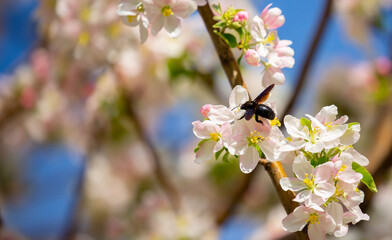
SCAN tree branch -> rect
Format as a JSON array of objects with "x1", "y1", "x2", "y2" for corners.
[
  {"x1": 198, "y1": 2, "x2": 308, "y2": 239},
  {"x1": 120, "y1": 87, "x2": 181, "y2": 211},
  {"x1": 280, "y1": 0, "x2": 333, "y2": 120},
  {"x1": 198, "y1": 4, "x2": 247, "y2": 90}
]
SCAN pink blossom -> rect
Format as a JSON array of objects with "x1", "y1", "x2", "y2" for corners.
[
  {"x1": 282, "y1": 206, "x2": 336, "y2": 240},
  {"x1": 375, "y1": 56, "x2": 391, "y2": 75},
  {"x1": 260, "y1": 4, "x2": 285, "y2": 30},
  {"x1": 245, "y1": 49, "x2": 261, "y2": 67},
  {"x1": 268, "y1": 40, "x2": 295, "y2": 69},
  {"x1": 20, "y1": 87, "x2": 37, "y2": 109},
  {"x1": 233, "y1": 11, "x2": 249, "y2": 22},
  {"x1": 144, "y1": 0, "x2": 197, "y2": 38},
  {"x1": 200, "y1": 104, "x2": 211, "y2": 118},
  {"x1": 262, "y1": 66, "x2": 285, "y2": 87}
]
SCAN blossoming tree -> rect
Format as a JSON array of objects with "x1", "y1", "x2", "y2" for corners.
[{"x1": 0, "y1": 0, "x2": 391, "y2": 239}]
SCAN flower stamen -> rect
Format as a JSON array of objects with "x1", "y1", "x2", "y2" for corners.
[{"x1": 161, "y1": 5, "x2": 174, "y2": 17}]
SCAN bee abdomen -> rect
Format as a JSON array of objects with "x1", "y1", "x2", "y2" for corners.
[{"x1": 255, "y1": 104, "x2": 275, "y2": 120}]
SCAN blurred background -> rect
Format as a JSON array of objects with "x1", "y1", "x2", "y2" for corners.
[{"x1": 0, "y1": 0, "x2": 391, "y2": 239}]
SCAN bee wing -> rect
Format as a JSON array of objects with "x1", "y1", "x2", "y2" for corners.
[
  {"x1": 253, "y1": 84, "x2": 275, "y2": 104},
  {"x1": 244, "y1": 109, "x2": 255, "y2": 120}
]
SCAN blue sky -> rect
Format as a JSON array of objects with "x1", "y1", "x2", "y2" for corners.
[{"x1": 0, "y1": 1, "x2": 390, "y2": 239}]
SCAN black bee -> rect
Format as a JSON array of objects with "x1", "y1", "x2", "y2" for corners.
[{"x1": 239, "y1": 84, "x2": 275, "y2": 124}]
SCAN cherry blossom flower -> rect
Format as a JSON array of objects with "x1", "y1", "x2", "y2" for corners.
[
  {"x1": 192, "y1": 120, "x2": 231, "y2": 164},
  {"x1": 267, "y1": 40, "x2": 295, "y2": 69},
  {"x1": 284, "y1": 105, "x2": 349, "y2": 153},
  {"x1": 261, "y1": 65, "x2": 285, "y2": 88},
  {"x1": 144, "y1": 0, "x2": 197, "y2": 38},
  {"x1": 260, "y1": 3, "x2": 285, "y2": 30},
  {"x1": 117, "y1": 1, "x2": 149, "y2": 43},
  {"x1": 282, "y1": 206, "x2": 335, "y2": 240},
  {"x1": 226, "y1": 118, "x2": 273, "y2": 173},
  {"x1": 280, "y1": 155, "x2": 335, "y2": 211}
]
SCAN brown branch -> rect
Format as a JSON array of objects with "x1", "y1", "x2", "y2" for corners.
[
  {"x1": 198, "y1": 2, "x2": 308, "y2": 239},
  {"x1": 259, "y1": 160, "x2": 309, "y2": 240},
  {"x1": 120, "y1": 88, "x2": 181, "y2": 211},
  {"x1": 280, "y1": 0, "x2": 333, "y2": 121},
  {"x1": 198, "y1": 4, "x2": 247, "y2": 90},
  {"x1": 215, "y1": 170, "x2": 257, "y2": 224}
]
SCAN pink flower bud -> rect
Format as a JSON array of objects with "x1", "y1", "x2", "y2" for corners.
[
  {"x1": 233, "y1": 11, "x2": 249, "y2": 22},
  {"x1": 375, "y1": 57, "x2": 391, "y2": 76},
  {"x1": 20, "y1": 87, "x2": 36, "y2": 109},
  {"x1": 201, "y1": 104, "x2": 211, "y2": 118},
  {"x1": 245, "y1": 49, "x2": 261, "y2": 67}
]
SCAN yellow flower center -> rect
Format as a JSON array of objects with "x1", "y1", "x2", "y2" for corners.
[
  {"x1": 334, "y1": 183, "x2": 346, "y2": 199},
  {"x1": 248, "y1": 130, "x2": 264, "y2": 144},
  {"x1": 137, "y1": 4, "x2": 145, "y2": 13},
  {"x1": 80, "y1": 8, "x2": 91, "y2": 22},
  {"x1": 270, "y1": 117, "x2": 281, "y2": 127},
  {"x1": 210, "y1": 133, "x2": 220, "y2": 142},
  {"x1": 262, "y1": 31, "x2": 277, "y2": 45},
  {"x1": 308, "y1": 213, "x2": 320, "y2": 225},
  {"x1": 338, "y1": 165, "x2": 347, "y2": 173},
  {"x1": 127, "y1": 15, "x2": 137, "y2": 23},
  {"x1": 324, "y1": 121, "x2": 334, "y2": 129},
  {"x1": 161, "y1": 5, "x2": 174, "y2": 17},
  {"x1": 78, "y1": 31, "x2": 90, "y2": 46},
  {"x1": 305, "y1": 126, "x2": 320, "y2": 144},
  {"x1": 303, "y1": 174, "x2": 315, "y2": 190}
]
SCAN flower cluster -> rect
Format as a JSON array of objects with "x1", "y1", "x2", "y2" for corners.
[
  {"x1": 279, "y1": 105, "x2": 376, "y2": 239},
  {"x1": 118, "y1": 0, "x2": 204, "y2": 43},
  {"x1": 193, "y1": 85, "x2": 286, "y2": 174},
  {"x1": 212, "y1": 4, "x2": 294, "y2": 87}
]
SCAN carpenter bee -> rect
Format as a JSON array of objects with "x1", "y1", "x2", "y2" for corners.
[{"x1": 239, "y1": 84, "x2": 275, "y2": 124}]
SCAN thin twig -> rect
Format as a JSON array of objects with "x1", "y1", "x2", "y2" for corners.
[
  {"x1": 280, "y1": 0, "x2": 333, "y2": 121},
  {"x1": 215, "y1": 170, "x2": 257, "y2": 225},
  {"x1": 198, "y1": 2, "x2": 308, "y2": 239},
  {"x1": 120, "y1": 88, "x2": 181, "y2": 211}
]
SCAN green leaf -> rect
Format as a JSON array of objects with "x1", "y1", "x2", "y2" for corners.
[
  {"x1": 222, "y1": 151, "x2": 230, "y2": 163},
  {"x1": 352, "y1": 162, "x2": 378, "y2": 193},
  {"x1": 212, "y1": 3, "x2": 221, "y2": 14},
  {"x1": 234, "y1": 27, "x2": 244, "y2": 39},
  {"x1": 300, "y1": 117, "x2": 312, "y2": 130},
  {"x1": 213, "y1": 21, "x2": 226, "y2": 29},
  {"x1": 310, "y1": 155, "x2": 328, "y2": 168},
  {"x1": 214, "y1": 31, "x2": 237, "y2": 48},
  {"x1": 222, "y1": 33, "x2": 238, "y2": 48},
  {"x1": 215, "y1": 148, "x2": 225, "y2": 160}
]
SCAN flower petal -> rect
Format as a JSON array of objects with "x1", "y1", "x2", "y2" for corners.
[
  {"x1": 280, "y1": 177, "x2": 306, "y2": 192},
  {"x1": 229, "y1": 85, "x2": 249, "y2": 109},
  {"x1": 164, "y1": 15, "x2": 181, "y2": 38},
  {"x1": 282, "y1": 206, "x2": 310, "y2": 232},
  {"x1": 239, "y1": 147, "x2": 259, "y2": 174},
  {"x1": 195, "y1": 140, "x2": 215, "y2": 164},
  {"x1": 293, "y1": 155, "x2": 313, "y2": 180}
]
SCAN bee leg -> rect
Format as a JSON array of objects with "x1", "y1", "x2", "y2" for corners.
[
  {"x1": 239, "y1": 114, "x2": 245, "y2": 120},
  {"x1": 255, "y1": 115, "x2": 264, "y2": 124}
]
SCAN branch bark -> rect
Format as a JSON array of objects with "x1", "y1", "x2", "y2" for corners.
[
  {"x1": 120, "y1": 86, "x2": 181, "y2": 211},
  {"x1": 198, "y1": 2, "x2": 308, "y2": 239},
  {"x1": 280, "y1": 0, "x2": 333, "y2": 121}
]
